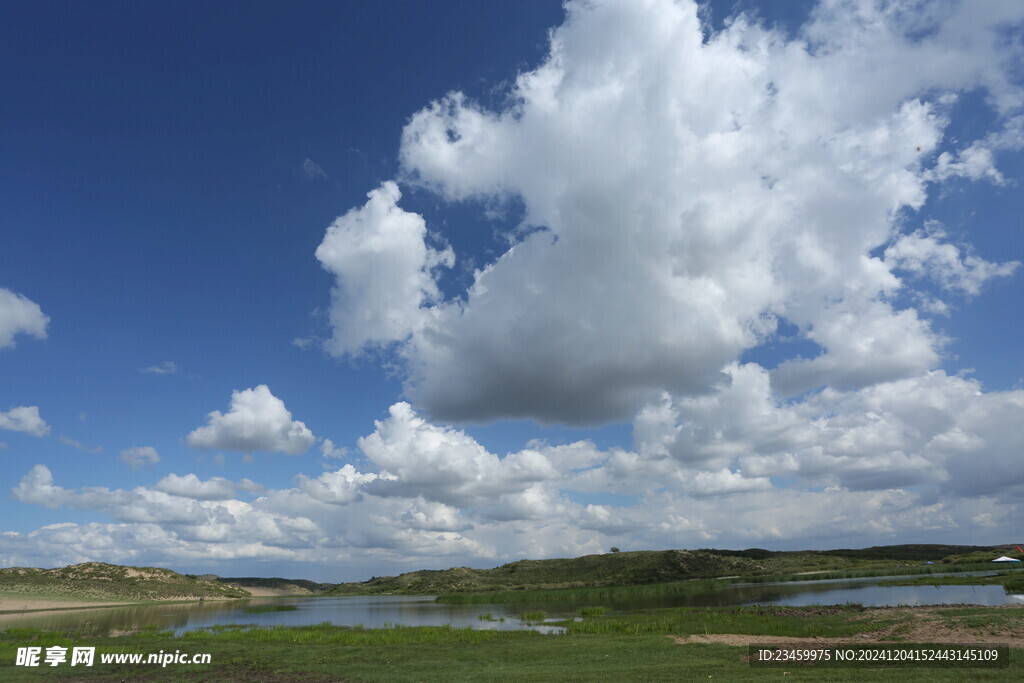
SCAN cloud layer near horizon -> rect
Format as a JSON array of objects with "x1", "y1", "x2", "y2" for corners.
[{"x1": 5, "y1": 367, "x2": 1024, "y2": 573}]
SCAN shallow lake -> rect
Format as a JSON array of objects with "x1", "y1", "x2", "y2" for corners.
[
  {"x1": 0, "y1": 595, "x2": 566, "y2": 636},
  {"x1": 3, "y1": 571, "x2": 1021, "y2": 635}
]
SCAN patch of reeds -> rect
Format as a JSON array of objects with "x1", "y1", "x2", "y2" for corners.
[
  {"x1": 241, "y1": 604, "x2": 299, "y2": 613},
  {"x1": 176, "y1": 622, "x2": 542, "y2": 646},
  {"x1": 437, "y1": 579, "x2": 731, "y2": 605},
  {"x1": 560, "y1": 605, "x2": 889, "y2": 638}
]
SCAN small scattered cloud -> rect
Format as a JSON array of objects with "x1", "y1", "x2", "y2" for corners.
[
  {"x1": 58, "y1": 436, "x2": 102, "y2": 454},
  {"x1": 885, "y1": 225, "x2": 1019, "y2": 297},
  {"x1": 119, "y1": 446, "x2": 160, "y2": 470},
  {"x1": 140, "y1": 361, "x2": 177, "y2": 375},
  {"x1": 320, "y1": 438, "x2": 348, "y2": 459},
  {"x1": 0, "y1": 406, "x2": 50, "y2": 437},
  {"x1": 0, "y1": 289, "x2": 49, "y2": 350},
  {"x1": 186, "y1": 385, "x2": 315, "y2": 456},
  {"x1": 303, "y1": 158, "x2": 329, "y2": 182}
]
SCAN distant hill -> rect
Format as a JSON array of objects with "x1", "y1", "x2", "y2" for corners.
[
  {"x1": 325, "y1": 549, "x2": 765, "y2": 595},
  {"x1": 323, "y1": 543, "x2": 1022, "y2": 595},
  {"x1": 0, "y1": 562, "x2": 250, "y2": 602},
  {"x1": 214, "y1": 576, "x2": 333, "y2": 595}
]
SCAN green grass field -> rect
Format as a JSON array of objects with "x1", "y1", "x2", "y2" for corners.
[{"x1": 1, "y1": 605, "x2": 1019, "y2": 681}]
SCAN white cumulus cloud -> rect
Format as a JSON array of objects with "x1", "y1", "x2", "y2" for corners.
[
  {"x1": 186, "y1": 385, "x2": 316, "y2": 455},
  {"x1": 309, "y1": 0, "x2": 1024, "y2": 424},
  {"x1": 315, "y1": 181, "x2": 454, "y2": 356},
  {"x1": 0, "y1": 406, "x2": 50, "y2": 437}
]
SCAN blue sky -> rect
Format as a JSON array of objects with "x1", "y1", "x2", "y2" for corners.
[{"x1": 2, "y1": 0, "x2": 1023, "y2": 582}]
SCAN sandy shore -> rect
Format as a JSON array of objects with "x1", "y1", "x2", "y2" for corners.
[
  {"x1": 0, "y1": 597, "x2": 141, "y2": 625},
  {"x1": 0, "y1": 592, "x2": 250, "y2": 618},
  {"x1": 0, "y1": 596, "x2": 140, "y2": 612}
]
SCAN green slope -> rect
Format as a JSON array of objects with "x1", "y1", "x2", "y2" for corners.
[
  {"x1": 324, "y1": 543, "x2": 1023, "y2": 595},
  {"x1": 0, "y1": 562, "x2": 249, "y2": 603}
]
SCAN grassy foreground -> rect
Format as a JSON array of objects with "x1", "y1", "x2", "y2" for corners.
[{"x1": 1, "y1": 605, "x2": 1020, "y2": 681}]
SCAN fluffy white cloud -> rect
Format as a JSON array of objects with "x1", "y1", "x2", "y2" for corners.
[
  {"x1": 0, "y1": 288, "x2": 48, "y2": 350},
  {"x1": 358, "y1": 402, "x2": 557, "y2": 506},
  {"x1": 295, "y1": 465, "x2": 377, "y2": 505},
  {"x1": 307, "y1": 0, "x2": 1024, "y2": 423},
  {"x1": 315, "y1": 181, "x2": 454, "y2": 355},
  {"x1": 119, "y1": 446, "x2": 160, "y2": 470},
  {"x1": 632, "y1": 364, "x2": 1024, "y2": 497},
  {"x1": 770, "y1": 303, "x2": 943, "y2": 396},
  {"x1": 884, "y1": 224, "x2": 1019, "y2": 297},
  {"x1": 0, "y1": 406, "x2": 49, "y2": 437},
  {"x1": 154, "y1": 473, "x2": 235, "y2": 500},
  {"x1": 186, "y1": 385, "x2": 315, "y2": 455}
]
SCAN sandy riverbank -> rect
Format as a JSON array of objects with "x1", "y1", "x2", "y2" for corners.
[
  {"x1": 0, "y1": 597, "x2": 141, "y2": 625},
  {"x1": 0, "y1": 591, "x2": 252, "y2": 620}
]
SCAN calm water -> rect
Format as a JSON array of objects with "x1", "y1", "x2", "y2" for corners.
[
  {"x1": 0, "y1": 595, "x2": 566, "y2": 636},
  {"x1": 3, "y1": 572, "x2": 1021, "y2": 635}
]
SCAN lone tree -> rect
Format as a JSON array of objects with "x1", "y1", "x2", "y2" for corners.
[{"x1": 610, "y1": 547, "x2": 621, "y2": 553}]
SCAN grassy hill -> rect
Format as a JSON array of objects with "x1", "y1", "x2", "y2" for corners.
[
  {"x1": 324, "y1": 544, "x2": 1023, "y2": 595},
  {"x1": 326, "y1": 549, "x2": 775, "y2": 595},
  {"x1": 327, "y1": 548, "x2": 761, "y2": 593},
  {"x1": 0, "y1": 562, "x2": 250, "y2": 602}
]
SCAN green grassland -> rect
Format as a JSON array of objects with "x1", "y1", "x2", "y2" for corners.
[{"x1": 1, "y1": 606, "x2": 1019, "y2": 681}]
